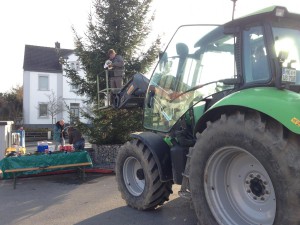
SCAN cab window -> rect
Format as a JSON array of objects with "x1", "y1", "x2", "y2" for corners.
[{"x1": 243, "y1": 26, "x2": 270, "y2": 84}]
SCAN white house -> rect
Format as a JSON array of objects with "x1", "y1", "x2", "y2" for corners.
[{"x1": 23, "y1": 42, "x2": 90, "y2": 127}]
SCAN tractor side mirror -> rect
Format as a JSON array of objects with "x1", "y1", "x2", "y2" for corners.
[
  {"x1": 275, "y1": 50, "x2": 288, "y2": 89},
  {"x1": 176, "y1": 43, "x2": 189, "y2": 58},
  {"x1": 277, "y1": 50, "x2": 288, "y2": 63},
  {"x1": 276, "y1": 50, "x2": 296, "y2": 89},
  {"x1": 147, "y1": 89, "x2": 155, "y2": 108}
]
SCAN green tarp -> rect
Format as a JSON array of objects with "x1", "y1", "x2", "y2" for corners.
[{"x1": 0, "y1": 151, "x2": 93, "y2": 179}]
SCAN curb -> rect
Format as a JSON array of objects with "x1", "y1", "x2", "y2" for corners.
[{"x1": 0, "y1": 167, "x2": 114, "y2": 180}]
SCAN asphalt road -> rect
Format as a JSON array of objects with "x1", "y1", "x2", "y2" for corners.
[{"x1": 0, "y1": 173, "x2": 198, "y2": 225}]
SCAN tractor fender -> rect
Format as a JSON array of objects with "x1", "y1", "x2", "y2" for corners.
[
  {"x1": 195, "y1": 87, "x2": 300, "y2": 134},
  {"x1": 130, "y1": 132, "x2": 173, "y2": 182}
]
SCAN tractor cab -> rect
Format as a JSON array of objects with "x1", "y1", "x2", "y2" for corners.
[{"x1": 144, "y1": 6, "x2": 300, "y2": 133}]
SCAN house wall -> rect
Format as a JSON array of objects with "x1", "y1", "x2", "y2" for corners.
[
  {"x1": 61, "y1": 53, "x2": 89, "y2": 124},
  {"x1": 23, "y1": 71, "x2": 31, "y2": 124},
  {"x1": 23, "y1": 71, "x2": 61, "y2": 124},
  {"x1": 23, "y1": 53, "x2": 89, "y2": 126}
]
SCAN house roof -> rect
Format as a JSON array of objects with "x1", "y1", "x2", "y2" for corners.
[{"x1": 23, "y1": 45, "x2": 74, "y2": 73}]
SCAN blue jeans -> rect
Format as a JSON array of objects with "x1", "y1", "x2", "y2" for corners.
[
  {"x1": 73, "y1": 138, "x2": 85, "y2": 151},
  {"x1": 55, "y1": 138, "x2": 65, "y2": 151}
]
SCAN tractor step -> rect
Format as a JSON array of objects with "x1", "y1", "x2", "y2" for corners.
[{"x1": 178, "y1": 190, "x2": 192, "y2": 200}]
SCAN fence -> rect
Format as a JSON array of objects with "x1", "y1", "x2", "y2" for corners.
[
  {"x1": 25, "y1": 131, "x2": 52, "y2": 142},
  {"x1": 87, "y1": 144, "x2": 121, "y2": 170}
]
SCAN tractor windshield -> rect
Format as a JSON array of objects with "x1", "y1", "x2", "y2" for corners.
[{"x1": 144, "y1": 25, "x2": 236, "y2": 132}]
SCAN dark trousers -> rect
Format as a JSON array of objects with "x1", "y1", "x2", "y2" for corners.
[
  {"x1": 110, "y1": 76, "x2": 123, "y2": 89},
  {"x1": 73, "y1": 138, "x2": 85, "y2": 151}
]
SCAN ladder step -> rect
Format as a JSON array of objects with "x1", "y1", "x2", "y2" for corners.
[
  {"x1": 182, "y1": 173, "x2": 190, "y2": 178},
  {"x1": 178, "y1": 190, "x2": 192, "y2": 200}
]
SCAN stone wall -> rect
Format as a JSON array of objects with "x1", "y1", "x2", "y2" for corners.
[{"x1": 86, "y1": 144, "x2": 122, "y2": 169}]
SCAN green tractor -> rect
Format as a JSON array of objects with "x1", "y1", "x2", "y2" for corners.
[{"x1": 115, "y1": 6, "x2": 300, "y2": 225}]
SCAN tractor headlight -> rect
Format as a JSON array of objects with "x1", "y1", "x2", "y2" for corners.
[{"x1": 274, "y1": 7, "x2": 286, "y2": 17}]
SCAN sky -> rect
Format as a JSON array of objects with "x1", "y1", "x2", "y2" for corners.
[{"x1": 0, "y1": 0, "x2": 300, "y2": 93}]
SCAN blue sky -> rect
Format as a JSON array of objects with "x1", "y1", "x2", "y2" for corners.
[{"x1": 0, "y1": 0, "x2": 299, "y2": 93}]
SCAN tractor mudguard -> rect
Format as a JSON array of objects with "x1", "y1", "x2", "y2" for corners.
[
  {"x1": 130, "y1": 132, "x2": 173, "y2": 182},
  {"x1": 202, "y1": 87, "x2": 300, "y2": 134}
]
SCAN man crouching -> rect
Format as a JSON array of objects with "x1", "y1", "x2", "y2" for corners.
[{"x1": 67, "y1": 126, "x2": 85, "y2": 151}]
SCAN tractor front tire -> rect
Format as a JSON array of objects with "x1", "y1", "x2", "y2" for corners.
[
  {"x1": 115, "y1": 139, "x2": 173, "y2": 210},
  {"x1": 190, "y1": 111, "x2": 300, "y2": 225}
]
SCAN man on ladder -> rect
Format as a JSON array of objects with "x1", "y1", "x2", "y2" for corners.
[
  {"x1": 104, "y1": 49, "x2": 125, "y2": 89},
  {"x1": 103, "y1": 49, "x2": 125, "y2": 105}
]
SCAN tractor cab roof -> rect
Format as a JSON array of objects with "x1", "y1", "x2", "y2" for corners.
[
  {"x1": 194, "y1": 6, "x2": 294, "y2": 48},
  {"x1": 224, "y1": 6, "x2": 300, "y2": 33}
]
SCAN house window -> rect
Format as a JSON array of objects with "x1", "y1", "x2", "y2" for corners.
[
  {"x1": 38, "y1": 75, "x2": 49, "y2": 91},
  {"x1": 70, "y1": 103, "x2": 80, "y2": 124},
  {"x1": 70, "y1": 84, "x2": 79, "y2": 91},
  {"x1": 39, "y1": 103, "x2": 48, "y2": 117},
  {"x1": 70, "y1": 61, "x2": 80, "y2": 71}
]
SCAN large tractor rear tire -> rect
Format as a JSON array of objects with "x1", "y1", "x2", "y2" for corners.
[
  {"x1": 190, "y1": 111, "x2": 300, "y2": 225},
  {"x1": 116, "y1": 139, "x2": 173, "y2": 210}
]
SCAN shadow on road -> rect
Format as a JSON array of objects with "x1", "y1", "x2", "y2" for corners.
[
  {"x1": 1, "y1": 173, "x2": 198, "y2": 225},
  {"x1": 41, "y1": 171, "x2": 107, "y2": 185},
  {"x1": 0, "y1": 173, "x2": 106, "y2": 225},
  {"x1": 75, "y1": 196, "x2": 198, "y2": 225}
]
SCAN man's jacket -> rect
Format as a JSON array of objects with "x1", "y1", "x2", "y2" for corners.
[{"x1": 110, "y1": 55, "x2": 125, "y2": 77}]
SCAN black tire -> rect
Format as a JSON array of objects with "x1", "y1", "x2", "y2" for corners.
[
  {"x1": 115, "y1": 139, "x2": 173, "y2": 210},
  {"x1": 189, "y1": 111, "x2": 300, "y2": 225}
]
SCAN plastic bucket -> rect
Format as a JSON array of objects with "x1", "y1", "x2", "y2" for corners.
[{"x1": 37, "y1": 145, "x2": 48, "y2": 152}]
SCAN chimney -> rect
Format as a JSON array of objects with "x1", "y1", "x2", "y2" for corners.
[{"x1": 55, "y1": 42, "x2": 60, "y2": 49}]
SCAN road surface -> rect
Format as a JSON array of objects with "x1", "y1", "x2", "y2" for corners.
[{"x1": 0, "y1": 173, "x2": 198, "y2": 225}]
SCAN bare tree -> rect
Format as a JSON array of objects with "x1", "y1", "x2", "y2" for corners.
[{"x1": 45, "y1": 90, "x2": 65, "y2": 124}]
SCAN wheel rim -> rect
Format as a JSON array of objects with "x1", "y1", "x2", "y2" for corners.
[
  {"x1": 204, "y1": 147, "x2": 276, "y2": 225},
  {"x1": 123, "y1": 156, "x2": 145, "y2": 196}
]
